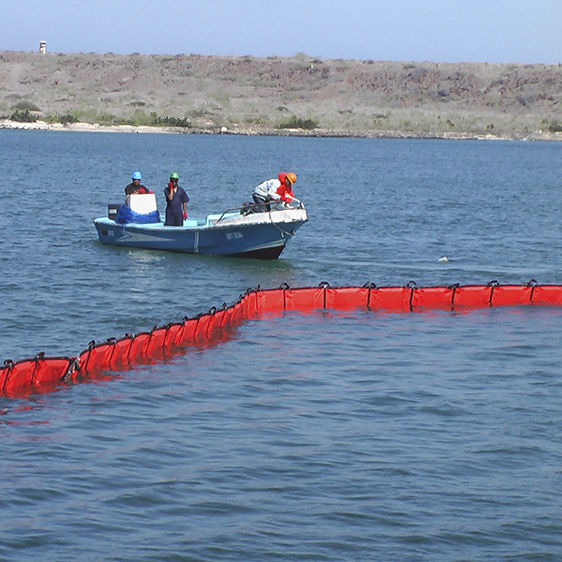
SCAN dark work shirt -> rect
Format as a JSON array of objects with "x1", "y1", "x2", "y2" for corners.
[
  {"x1": 124, "y1": 182, "x2": 147, "y2": 195},
  {"x1": 164, "y1": 185, "x2": 189, "y2": 226}
]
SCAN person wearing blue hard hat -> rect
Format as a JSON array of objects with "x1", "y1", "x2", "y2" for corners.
[{"x1": 124, "y1": 170, "x2": 149, "y2": 195}]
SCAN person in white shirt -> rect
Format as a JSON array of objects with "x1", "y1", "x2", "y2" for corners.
[{"x1": 252, "y1": 172, "x2": 298, "y2": 212}]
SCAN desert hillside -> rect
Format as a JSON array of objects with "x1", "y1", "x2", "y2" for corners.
[{"x1": 1, "y1": 50, "x2": 560, "y2": 139}]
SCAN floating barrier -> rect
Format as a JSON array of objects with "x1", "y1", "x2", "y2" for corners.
[{"x1": 2, "y1": 281, "x2": 561, "y2": 398}]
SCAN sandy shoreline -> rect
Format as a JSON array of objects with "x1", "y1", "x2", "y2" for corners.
[
  {"x1": 1, "y1": 119, "x2": 560, "y2": 142},
  {"x1": 0, "y1": 119, "x2": 173, "y2": 135}
]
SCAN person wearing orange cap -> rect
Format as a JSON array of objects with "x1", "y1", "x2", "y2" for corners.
[{"x1": 252, "y1": 172, "x2": 298, "y2": 212}]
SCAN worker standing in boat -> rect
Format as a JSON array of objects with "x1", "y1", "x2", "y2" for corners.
[
  {"x1": 124, "y1": 170, "x2": 149, "y2": 195},
  {"x1": 164, "y1": 172, "x2": 189, "y2": 226},
  {"x1": 252, "y1": 172, "x2": 298, "y2": 212}
]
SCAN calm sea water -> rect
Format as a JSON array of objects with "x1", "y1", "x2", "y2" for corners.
[{"x1": 0, "y1": 130, "x2": 561, "y2": 560}]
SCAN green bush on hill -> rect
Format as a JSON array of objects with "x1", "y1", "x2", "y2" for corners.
[
  {"x1": 55, "y1": 113, "x2": 79, "y2": 125},
  {"x1": 150, "y1": 113, "x2": 192, "y2": 128},
  {"x1": 278, "y1": 116, "x2": 318, "y2": 130},
  {"x1": 10, "y1": 109, "x2": 37, "y2": 122}
]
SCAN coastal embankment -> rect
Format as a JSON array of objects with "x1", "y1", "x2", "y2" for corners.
[{"x1": 1, "y1": 50, "x2": 560, "y2": 140}]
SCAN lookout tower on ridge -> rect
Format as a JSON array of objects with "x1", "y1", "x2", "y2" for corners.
[{"x1": 39, "y1": 41, "x2": 47, "y2": 54}]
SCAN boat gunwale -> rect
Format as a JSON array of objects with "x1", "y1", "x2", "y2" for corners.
[{"x1": 94, "y1": 207, "x2": 308, "y2": 232}]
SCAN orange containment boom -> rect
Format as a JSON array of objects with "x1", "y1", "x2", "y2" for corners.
[{"x1": 2, "y1": 281, "x2": 561, "y2": 398}]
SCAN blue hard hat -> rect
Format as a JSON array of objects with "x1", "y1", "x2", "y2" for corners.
[{"x1": 132, "y1": 170, "x2": 142, "y2": 180}]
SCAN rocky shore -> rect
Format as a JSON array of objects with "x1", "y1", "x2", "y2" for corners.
[
  {"x1": 1, "y1": 51, "x2": 560, "y2": 140},
  {"x1": 2, "y1": 118, "x2": 559, "y2": 142}
]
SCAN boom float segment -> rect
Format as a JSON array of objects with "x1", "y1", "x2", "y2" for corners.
[{"x1": 2, "y1": 282, "x2": 561, "y2": 398}]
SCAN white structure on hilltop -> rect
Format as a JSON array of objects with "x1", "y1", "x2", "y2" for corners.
[{"x1": 39, "y1": 41, "x2": 47, "y2": 54}]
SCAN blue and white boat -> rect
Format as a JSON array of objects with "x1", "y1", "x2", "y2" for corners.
[{"x1": 93, "y1": 194, "x2": 308, "y2": 259}]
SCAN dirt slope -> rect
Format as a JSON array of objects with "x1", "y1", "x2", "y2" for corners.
[{"x1": 1, "y1": 51, "x2": 560, "y2": 139}]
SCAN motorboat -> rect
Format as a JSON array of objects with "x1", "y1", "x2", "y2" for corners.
[{"x1": 93, "y1": 193, "x2": 308, "y2": 259}]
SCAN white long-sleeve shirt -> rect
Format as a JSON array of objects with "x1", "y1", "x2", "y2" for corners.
[{"x1": 253, "y1": 178, "x2": 282, "y2": 201}]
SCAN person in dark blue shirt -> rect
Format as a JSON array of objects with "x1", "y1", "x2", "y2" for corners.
[{"x1": 164, "y1": 172, "x2": 189, "y2": 226}]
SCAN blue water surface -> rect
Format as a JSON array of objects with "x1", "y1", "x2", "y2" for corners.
[{"x1": 0, "y1": 130, "x2": 561, "y2": 560}]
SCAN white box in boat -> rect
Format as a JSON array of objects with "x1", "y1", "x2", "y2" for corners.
[{"x1": 126, "y1": 193, "x2": 157, "y2": 214}]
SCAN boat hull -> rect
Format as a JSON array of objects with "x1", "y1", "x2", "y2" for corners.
[{"x1": 93, "y1": 208, "x2": 308, "y2": 259}]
